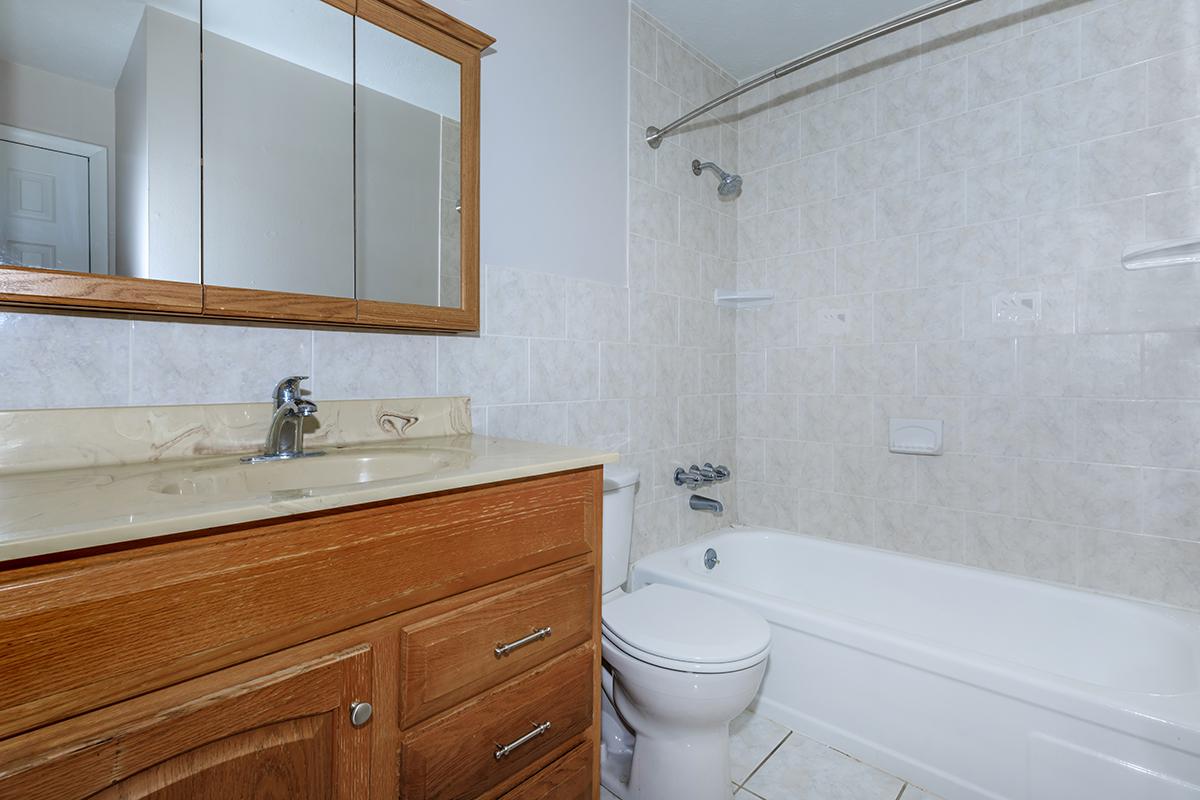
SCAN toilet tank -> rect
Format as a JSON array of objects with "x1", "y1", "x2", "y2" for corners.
[{"x1": 601, "y1": 465, "x2": 639, "y2": 595}]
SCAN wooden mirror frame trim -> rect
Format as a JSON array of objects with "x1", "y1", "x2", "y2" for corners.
[{"x1": 0, "y1": 0, "x2": 492, "y2": 334}]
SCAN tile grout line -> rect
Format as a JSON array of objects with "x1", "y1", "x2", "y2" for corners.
[{"x1": 736, "y1": 730, "x2": 792, "y2": 793}]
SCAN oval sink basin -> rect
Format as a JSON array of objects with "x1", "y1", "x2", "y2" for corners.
[{"x1": 150, "y1": 449, "x2": 470, "y2": 497}]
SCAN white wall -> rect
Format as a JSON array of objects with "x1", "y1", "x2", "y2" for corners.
[
  {"x1": 356, "y1": 86, "x2": 442, "y2": 306},
  {"x1": 144, "y1": 6, "x2": 200, "y2": 284},
  {"x1": 202, "y1": 27, "x2": 355, "y2": 297},
  {"x1": 432, "y1": 0, "x2": 630, "y2": 286},
  {"x1": 115, "y1": 15, "x2": 149, "y2": 278}
]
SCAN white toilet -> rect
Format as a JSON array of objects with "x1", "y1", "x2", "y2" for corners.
[{"x1": 600, "y1": 465, "x2": 770, "y2": 800}]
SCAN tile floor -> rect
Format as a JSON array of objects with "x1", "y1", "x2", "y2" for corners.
[{"x1": 600, "y1": 710, "x2": 944, "y2": 800}]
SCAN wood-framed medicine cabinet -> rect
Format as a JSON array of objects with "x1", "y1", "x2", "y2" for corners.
[{"x1": 0, "y1": 0, "x2": 491, "y2": 332}]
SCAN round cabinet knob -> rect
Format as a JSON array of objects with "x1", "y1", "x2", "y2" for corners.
[{"x1": 349, "y1": 701, "x2": 373, "y2": 727}]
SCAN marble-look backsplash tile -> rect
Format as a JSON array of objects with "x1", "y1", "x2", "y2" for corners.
[
  {"x1": 962, "y1": 513, "x2": 1077, "y2": 584},
  {"x1": 0, "y1": 397, "x2": 472, "y2": 474},
  {"x1": 837, "y1": 129, "x2": 919, "y2": 195},
  {"x1": 130, "y1": 320, "x2": 313, "y2": 406},
  {"x1": 311, "y1": 331, "x2": 437, "y2": 400},
  {"x1": 920, "y1": 99, "x2": 1020, "y2": 176},
  {"x1": 0, "y1": 313, "x2": 131, "y2": 410},
  {"x1": 1078, "y1": 0, "x2": 1200, "y2": 76},
  {"x1": 877, "y1": 59, "x2": 966, "y2": 134},
  {"x1": 921, "y1": 0, "x2": 1023, "y2": 66},
  {"x1": 1019, "y1": 199, "x2": 1143, "y2": 275}
]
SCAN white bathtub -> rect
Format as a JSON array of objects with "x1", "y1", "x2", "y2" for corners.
[{"x1": 631, "y1": 528, "x2": 1200, "y2": 800}]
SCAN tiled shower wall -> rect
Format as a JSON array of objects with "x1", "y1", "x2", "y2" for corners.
[
  {"x1": 626, "y1": 5, "x2": 741, "y2": 557},
  {"x1": 732, "y1": 0, "x2": 1200, "y2": 610},
  {"x1": 0, "y1": 4, "x2": 740, "y2": 566}
]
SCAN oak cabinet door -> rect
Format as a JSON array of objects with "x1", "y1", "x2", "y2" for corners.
[{"x1": 0, "y1": 643, "x2": 373, "y2": 800}]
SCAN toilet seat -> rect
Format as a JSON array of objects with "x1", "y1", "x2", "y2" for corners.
[{"x1": 602, "y1": 584, "x2": 770, "y2": 674}]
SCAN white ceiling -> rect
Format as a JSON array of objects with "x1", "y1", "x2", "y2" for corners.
[
  {"x1": 357, "y1": 15, "x2": 460, "y2": 120},
  {"x1": 0, "y1": 0, "x2": 457, "y2": 117},
  {"x1": 636, "y1": 0, "x2": 939, "y2": 80},
  {"x1": 0, "y1": 0, "x2": 198, "y2": 89}
]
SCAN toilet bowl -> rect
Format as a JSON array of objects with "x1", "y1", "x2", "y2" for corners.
[{"x1": 599, "y1": 466, "x2": 770, "y2": 800}]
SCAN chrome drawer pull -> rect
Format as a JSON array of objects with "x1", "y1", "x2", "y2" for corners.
[
  {"x1": 494, "y1": 626, "x2": 552, "y2": 658},
  {"x1": 494, "y1": 721, "x2": 552, "y2": 760}
]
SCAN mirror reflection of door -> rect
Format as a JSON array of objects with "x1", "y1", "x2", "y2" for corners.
[
  {"x1": 0, "y1": 0, "x2": 201, "y2": 281},
  {"x1": 0, "y1": 131, "x2": 92, "y2": 272}
]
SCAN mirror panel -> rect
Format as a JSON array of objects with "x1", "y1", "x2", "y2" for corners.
[
  {"x1": 0, "y1": 0, "x2": 487, "y2": 329},
  {"x1": 355, "y1": 16, "x2": 462, "y2": 308},
  {"x1": 202, "y1": 0, "x2": 354, "y2": 298},
  {"x1": 0, "y1": 0, "x2": 200, "y2": 281}
]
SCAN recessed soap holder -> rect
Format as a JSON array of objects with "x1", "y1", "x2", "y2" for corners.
[
  {"x1": 888, "y1": 418, "x2": 943, "y2": 456},
  {"x1": 992, "y1": 290, "x2": 1041, "y2": 323}
]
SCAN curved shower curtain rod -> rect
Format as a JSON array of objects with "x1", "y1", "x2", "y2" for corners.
[{"x1": 645, "y1": 0, "x2": 986, "y2": 149}]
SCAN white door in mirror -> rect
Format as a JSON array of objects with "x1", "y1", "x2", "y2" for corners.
[{"x1": 0, "y1": 140, "x2": 90, "y2": 271}]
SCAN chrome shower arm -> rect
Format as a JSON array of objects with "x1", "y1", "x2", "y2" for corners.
[{"x1": 645, "y1": 0, "x2": 986, "y2": 149}]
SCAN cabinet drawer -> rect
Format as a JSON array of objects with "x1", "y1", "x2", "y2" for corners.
[
  {"x1": 400, "y1": 644, "x2": 594, "y2": 800},
  {"x1": 401, "y1": 565, "x2": 594, "y2": 726},
  {"x1": 501, "y1": 742, "x2": 594, "y2": 800}
]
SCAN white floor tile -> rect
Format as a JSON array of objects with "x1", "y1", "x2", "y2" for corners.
[
  {"x1": 743, "y1": 735, "x2": 905, "y2": 800},
  {"x1": 729, "y1": 710, "x2": 791, "y2": 783},
  {"x1": 900, "y1": 787, "x2": 944, "y2": 800},
  {"x1": 603, "y1": 780, "x2": 743, "y2": 798}
]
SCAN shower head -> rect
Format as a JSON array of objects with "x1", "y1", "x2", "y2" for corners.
[{"x1": 692, "y1": 159, "x2": 743, "y2": 199}]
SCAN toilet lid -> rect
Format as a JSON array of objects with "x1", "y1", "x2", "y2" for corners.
[{"x1": 602, "y1": 584, "x2": 770, "y2": 667}]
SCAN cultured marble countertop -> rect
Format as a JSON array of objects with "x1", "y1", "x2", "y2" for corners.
[{"x1": 0, "y1": 434, "x2": 617, "y2": 563}]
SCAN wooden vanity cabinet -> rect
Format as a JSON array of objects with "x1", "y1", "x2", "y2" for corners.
[{"x1": 0, "y1": 467, "x2": 604, "y2": 799}]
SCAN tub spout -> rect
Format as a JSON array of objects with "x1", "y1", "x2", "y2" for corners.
[{"x1": 689, "y1": 494, "x2": 724, "y2": 513}]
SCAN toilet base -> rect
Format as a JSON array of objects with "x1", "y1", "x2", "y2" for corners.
[
  {"x1": 600, "y1": 654, "x2": 763, "y2": 800},
  {"x1": 600, "y1": 713, "x2": 735, "y2": 800},
  {"x1": 600, "y1": 678, "x2": 635, "y2": 795},
  {"x1": 623, "y1": 725, "x2": 734, "y2": 800}
]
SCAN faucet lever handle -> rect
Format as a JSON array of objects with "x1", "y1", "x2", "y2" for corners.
[
  {"x1": 273, "y1": 375, "x2": 310, "y2": 406},
  {"x1": 706, "y1": 463, "x2": 731, "y2": 481},
  {"x1": 294, "y1": 398, "x2": 319, "y2": 416}
]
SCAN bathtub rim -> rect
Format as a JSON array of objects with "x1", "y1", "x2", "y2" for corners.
[{"x1": 630, "y1": 526, "x2": 1200, "y2": 759}]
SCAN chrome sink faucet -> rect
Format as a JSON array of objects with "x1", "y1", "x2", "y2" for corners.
[{"x1": 242, "y1": 376, "x2": 325, "y2": 463}]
